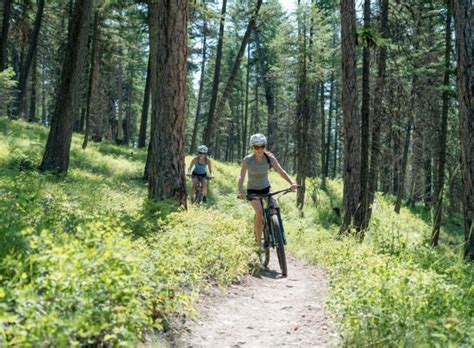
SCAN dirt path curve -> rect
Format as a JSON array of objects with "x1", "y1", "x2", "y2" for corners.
[{"x1": 176, "y1": 252, "x2": 339, "y2": 347}]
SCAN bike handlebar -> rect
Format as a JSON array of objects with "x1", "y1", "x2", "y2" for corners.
[
  {"x1": 244, "y1": 186, "x2": 301, "y2": 200},
  {"x1": 187, "y1": 174, "x2": 214, "y2": 179}
]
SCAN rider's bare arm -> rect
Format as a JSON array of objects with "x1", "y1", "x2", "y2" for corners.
[
  {"x1": 271, "y1": 158, "x2": 297, "y2": 189},
  {"x1": 238, "y1": 161, "x2": 248, "y2": 198},
  {"x1": 187, "y1": 157, "x2": 197, "y2": 174},
  {"x1": 207, "y1": 159, "x2": 214, "y2": 176}
]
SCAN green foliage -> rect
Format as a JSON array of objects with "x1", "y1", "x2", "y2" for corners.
[
  {"x1": 288, "y1": 187, "x2": 474, "y2": 346},
  {"x1": 2, "y1": 118, "x2": 472, "y2": 346},
  {"x1": 0, "y1": 68, "x2": 17, "y2": 114},
  {"x1": 0, "y1": 119, "x2": 256, "y2": 345}
]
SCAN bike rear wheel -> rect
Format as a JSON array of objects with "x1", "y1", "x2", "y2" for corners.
[
  {"x1": 193, "y1": 187, "x2": 203, "y2": 204},
  {"x1": 271, "y1": 215, "x2": 287, "y2": 276}
]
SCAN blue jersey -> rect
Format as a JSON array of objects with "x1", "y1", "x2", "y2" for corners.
[{"x1": 193, "y1": 157, "x2": 207, "y2": 175}]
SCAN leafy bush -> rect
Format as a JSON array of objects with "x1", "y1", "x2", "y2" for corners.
[
  {"x1": 0, "y1": 119, "x2": 256, "y2": 345},
  {"x1": 0, "y1": 68, "x2": 16, "y2": 115},
  {"x1": 288, "y1": 186, "x2": 474, "y2": 346}
]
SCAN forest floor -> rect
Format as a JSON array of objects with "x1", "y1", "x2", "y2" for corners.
[{"x1": 173, "y1": 251, "x2": 339, "y2": 347}]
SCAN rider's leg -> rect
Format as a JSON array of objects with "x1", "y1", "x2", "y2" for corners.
[
  {"x1": 201, "y1": 178, "x2": 208, "y2": 196},
  {"x1": 192, "y1": 177, "x2": 199, "y2": 198},
  {"x1": 250, "y1": 199, "x2": 264, "y2": 242}
]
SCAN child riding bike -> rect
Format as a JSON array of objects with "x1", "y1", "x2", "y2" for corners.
[
  {"x1": 187, "y1": 145, "x2": 214, "y2": 203},
  {"x1": 237, "y1": 134, "x2": 297, "y2": 251}
]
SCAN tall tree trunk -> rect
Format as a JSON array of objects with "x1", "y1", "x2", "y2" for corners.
[
  {"x1": 125, "y1": 77, "x2": 133, "y2": 146},
  {"x1": 242, "y1": 43, "x2": 251, "y2": 159},
  {"x1": 296, "y1": 1, "x2": 309, "y2": 213},
  {"x1": 453, "y1": 0, "x2": 474, "y2": 260},
  {"x1": 333, "y1": 108, "x2": 338, "y2": 178},
  {"x1": 28, "y1": 52, "x2": 37, "y2": 122},
  {"x1": 145, "y1": 0, "x2": 159, "y2": 181},
  {"x1": 82, "y1": 11, "x2": 99, "y2": 150},
  {"x1": 148, "y1": 0, "x2": 188, "y2": 207},
  {"x1": 116, "y1": 63, "x2": 124, "y2": 143},
  {"x1": 202, "y1": 0, "x2": 227, "y2": 146},
  {"x1": 190, "y1": 2, "x2": 208, "y2": 153},
  {"x1": 367, "y1": 0, "x2": 389, "y2": 226},
  {"x1": 41, "y1": 55, "x2": 47, "y2": 125},
  {"x1": 138, "y1": 54, "x2": 151, "y2": 148},
  {"x1": 210, "y1": 0, "x2": 263, "y2": 150},
  {"x1": 14, "y1": 0, "x2": 45, "y2": 118},
  {"x1": 0, "y1": 0, "x2": 11, "y2": 70},
  {"x1": 321, "y1": 81, "x2": 327, "y2": 187},
  {"x1": 255, "y1": 24, "x2": 277, "y2": 154},
  {"x1": 39, "y1": 0, "x2": 93, "y2": 173},
  {"x1": 359, "y1": 0, "x2": 371, "y2": 231},
  {"x1": 340, "y1": 0, "x2": 361, "y2": 233},
  {"x1": 432, "y1": 0, "x2": 452, "y2": 246},
  {"x1": 325, "y1": 73, "x2": 334, "y2": 180},
  {"x1": 394, "y1": 116, "x2": 413, "y2": 213}
]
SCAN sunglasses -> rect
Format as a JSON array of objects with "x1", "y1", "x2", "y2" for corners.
[
  {"x1": 253, "y1": 145, "x2": 265, "y2": 150},
  {"x1": 199, "y1": 152, "x2": 207, "y2": 155}
]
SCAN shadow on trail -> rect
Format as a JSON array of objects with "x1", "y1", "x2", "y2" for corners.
[{"x1": 252, "y1": 266, "x2": 283, "y2": 280}]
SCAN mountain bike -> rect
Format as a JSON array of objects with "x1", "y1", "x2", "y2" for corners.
[
  {"x1": 187, "y1": 174, "x2": 213, "y2": 204},
  {"x1": 247, "y1": 187, "x2": 296, "y2": 277}
]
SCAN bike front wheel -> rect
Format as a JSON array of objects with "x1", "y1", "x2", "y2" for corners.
[{"x1": 271, "y1": 215, "x2": 287, "y2": 276}]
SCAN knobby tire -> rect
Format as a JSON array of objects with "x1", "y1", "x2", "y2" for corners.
[{"x1": 272, "y1": 214, "x2": 287, "y2": 276}]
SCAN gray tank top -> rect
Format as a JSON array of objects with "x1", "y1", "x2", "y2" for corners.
[{"x1": 244, "y1": 153, "x2": 275, "y2": 190}]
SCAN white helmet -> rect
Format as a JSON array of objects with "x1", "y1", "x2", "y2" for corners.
[
  {"x1": 250, "y1": 133, "x2": 267, "y2": 146},
  {"x1": 198, "y1": 145, "x2": 208, "y2": 153}
]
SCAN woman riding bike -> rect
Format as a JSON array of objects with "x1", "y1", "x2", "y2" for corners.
[
  {"x1": 237, "y1": 134, "x2": 297, "y2": 251},
  {"x1": 187, "y1": 145, "x2": 213, "y2": 203}
]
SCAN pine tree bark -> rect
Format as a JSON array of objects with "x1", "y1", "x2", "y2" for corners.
[
  {"x1": 190, "y1": 2, "x2": 208, "y2": 153},
  {"x1": 359, "y1": 0, "x2": 371, "y2": 231},
  {"x1": 340, "y1": 0, "x2": 361, "y2": 233},
  {"x1": 39, "y1": 0, "x2": 93, "y2": 173},
  {"x1": 432, "y1": 0, "x2": 452, "y2": 246},
  {"x1": 144, "y1": 0, "x2": 159, "y2": 181},
  {"x1": 147, "y1": 0, "x2": 188, "y2": 207},
  {"x1": 296, "y1": 1, "x2": 309, "y2": 212},
  {"x1": 321, "y1": 81, "x2": 326, "y2": 186},
  {"x1": 453, "y1": 0, "x2": 474, "y2": 260},
  {"x1": 138, "y1": 54, "x2": 151, "y2": 148},
  {"x1": 116, "y1": 63, "x2": 124, "y2": 143},
  {"x1": 14, "y1": 0, "x2": 45, "y2": 118},
  {"x1": 125, "y1": 79, "x2": 133, "y2": 145},
  {"x1": 395, "y1": 116, "x2": 413, "y2": 214},
  {"x1": 325, "y1": 72, "x2": 335, "y2": 179},
  {"x1": 255, "y1": 24, "x2": 277, "y2": 154},
  {"x1": 82, "y1": 11, "x2": 99, "y2": 150},
  {"x1": 28, "y1": 52, "x2": 37, "y2": 122},
  {"x1": 202, "y1": 0, "x2": 227, "y2": 147},
  {"x1": 0, "y1": 0, "x2": 11, "y2": 71},
  {"x1": 242, "y1": 44, "x2": 250, "y2": 159},
  {"x1": 41, "y1": 57, "x2": 47, "y2": 125},
  {"x1": 367, "y1": 0, "x2": 389, "y2": 225}
]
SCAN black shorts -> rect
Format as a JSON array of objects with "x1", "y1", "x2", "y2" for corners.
[
  {"x1": 192, "y1": 172, "x2": 207, "y2": 181},
  {"x1": 247, "y1": 186, "x2": 278, "y2": 207},
  {"x1": 247, "y1": 186, "x2": 271, "y2": 197}
]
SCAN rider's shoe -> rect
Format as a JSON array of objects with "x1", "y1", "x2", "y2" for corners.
[{"x1": 202, "y1": 196, "x2": 207, "y2": 203}]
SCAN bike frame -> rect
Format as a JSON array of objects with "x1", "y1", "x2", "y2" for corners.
[{"x1": 247, "y1": 188, "x2": 292, "y2": 246}]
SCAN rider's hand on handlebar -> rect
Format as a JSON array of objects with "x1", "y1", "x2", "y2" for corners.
[
  {"x1": 237, "y1": 192, "x2": 245, "y2": 200},
  {"x1": 290, "y1": 183, "x2": 298, "y2": 192}
]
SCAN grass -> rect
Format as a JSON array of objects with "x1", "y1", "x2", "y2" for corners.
[
  {"x1": 1, "y1": 117, "x2": 473, "y2": 346},
  {"x1": 0, "y1": 118, "x2": 258, "y2": 346}
]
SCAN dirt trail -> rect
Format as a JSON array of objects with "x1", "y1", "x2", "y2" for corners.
[{"x1": 176, "y1": 252, "x2": 338, "y2": 347}]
